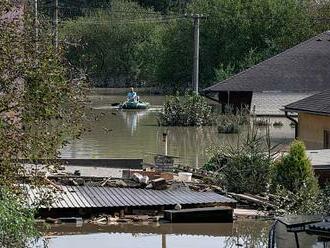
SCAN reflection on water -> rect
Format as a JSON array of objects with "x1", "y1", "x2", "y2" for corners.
[
  {"x1": 60, "y1": 93, "x2": 295, "y2": 167},
  {"x1": 36, "y1": 219, "x2": 330, "y2": 248},
  {"x1": 119, "y1": 110, "x2": 150, "y2": 135},
  {"x1": 41, "y1": 221, "x2": 270, "y2": 248}
]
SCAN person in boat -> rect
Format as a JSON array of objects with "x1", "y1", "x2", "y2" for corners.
[{"x1": 127, "y1": 87, "x2": 139, "y2": 102}]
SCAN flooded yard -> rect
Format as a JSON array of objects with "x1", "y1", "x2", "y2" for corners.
[{"x1": 61, "y1": 91, "x2": 295, "y2": 167}]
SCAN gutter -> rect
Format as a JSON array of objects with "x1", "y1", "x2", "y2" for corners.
[{"x1": 285, "y1": 110, "x2": 298, "y2": 138}]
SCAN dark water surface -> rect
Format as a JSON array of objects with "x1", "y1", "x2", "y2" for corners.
[{"x1": 60, "y1": 91, "x2": 295, "y2": 167}]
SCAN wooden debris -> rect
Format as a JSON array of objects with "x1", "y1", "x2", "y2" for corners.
[
  {"x1": 228, "y1": 192, "x2": 275, "y2": 209},
  {"x1": 234, "y1": 208, "x2": 269, "y2": 218}
]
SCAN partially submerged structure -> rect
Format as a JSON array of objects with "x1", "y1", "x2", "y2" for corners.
[
  {"x1": 284, "y1": 90, "x2": 330, "y2": 148},
  {"x1": 27, "y1": 185, "x2": 236, "y2": 219},
  {"x1": 203, "y1": 31, "x2": 330, "y2": 115}
]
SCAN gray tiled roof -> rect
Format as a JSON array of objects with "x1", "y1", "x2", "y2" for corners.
[
  {"x1": 204, "y1": 31, "x2": 330, "y2": 93},
  {"x1": 284, "y1": 89, "x2": 330, "y2": 115}
]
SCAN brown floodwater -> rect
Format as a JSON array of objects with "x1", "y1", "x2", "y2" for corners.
[
  {"x1": 37, "y1": 220, "x2": 329, "y2": 248},
  {"x1": 46, "y1": 90, "x2": 325, "y2": 248},
  {"x1": 39, "y1": 220, "x2": 271, "y2": 248},
  {"x1": 60, "y1": 91, "x2": 295, "y2": 167}
]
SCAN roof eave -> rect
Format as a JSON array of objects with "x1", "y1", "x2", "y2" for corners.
[{"x1": 283, "y1": 107, "x2": 330, "y2": 116}]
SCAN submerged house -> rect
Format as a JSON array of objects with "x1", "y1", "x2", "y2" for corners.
[
  {"x1": 203, "y1": 31, "x2": 330, "y2": 115},
  {"x1": 284, "y1": 90, "x2": 330, "y2": 149}
]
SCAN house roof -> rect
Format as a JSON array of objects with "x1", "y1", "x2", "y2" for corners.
[
  {"x1": 284, "y1": 89, "x2": 330, "y2": 115},
  {"x1": 203, "y1": 31, "x2": 330, "y2": 93}
]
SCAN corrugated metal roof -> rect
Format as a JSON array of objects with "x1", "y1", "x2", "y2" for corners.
[{"x1": 27, "y1": 186, "x2": 236, "y2": 209}]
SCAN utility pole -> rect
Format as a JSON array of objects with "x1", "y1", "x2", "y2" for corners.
[
  {"x1": 53, "y1": 0, "x2": 59, "y2": 49},
  {"x1": 190, "y1": 14, "x2": 205, "y2": 95}
]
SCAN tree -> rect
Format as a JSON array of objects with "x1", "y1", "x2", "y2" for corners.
[
  {"x1": 0, "y1": 1, "x2": 87, "y2": 246},
  {"x1": 272, "y1": 140, "x2": 319, "y2": 193},
  {"x1": 62, "y1": 0, "x2": 165, "y2": 87},
  {"x1": 153, "y1": 0, "x2": 325, "y2": 89},
  {"x1": 60, "y1": 0, "x2": 329, "y2": 89}
]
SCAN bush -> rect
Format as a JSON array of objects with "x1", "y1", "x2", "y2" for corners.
[
  {"x1": 158, "y1": 92, "x2": 214, "y2": 126},
  {"x1": 218, "y1": 122, "x2": 240, "y2": 134},
  {"x1": 272, "y1": 140, "x2": 319, "y2": 194},
  {"x1": 217, "y1": 109, "x2": 249, "y2": 133},
  {"x1": 272, "y1": 184, "x2": 329, "y2": 215},
  {"x1": 0, "y1": 189, "x2": 40, "y2": 248},
  {"x1": 253, "y1": 118, "x2": 270, "y2": 127},
  {"x1": 272, "y1": 121, "x2": 284, "y2": 128},
  {"x1": 271, "y1": 140, "x2": 323, "y2": 214},
  {"x1": 206, "y1": 126, "x2": 273, "y2": 194}
]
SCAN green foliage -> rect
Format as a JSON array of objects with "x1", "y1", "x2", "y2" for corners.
[
  {"x1": 270, "y1": 140, "x2": 323, "y2": 214},
  {"x1": 217, "y1": 108, "x2": 249, "y2": 133},
  {"x1": 272, "y1": 140, "x2": 319, "y2": 193},
  {"x1": 217, "y1": 122, "x2": 240, "y2": 134},
  {"x1": 207, "y1": 126, "x2": 273, "y2": 194},
  {"x1": 272, "y1": 121, "x2": 284, "y2": 128},
  {"x1": 60, "y1": 0, "x2": 330, "y2": 89},
  {"x1": 272, "y1": 184, "x2": 329, "y2": 215},
  {"x1": 0, "y1": 2, "x2": 87, "y2": 247},
  {"x1": 135, "y1": 0, "x2": 191, "y2": 13},
  {"x1": 159, "y1": 0, "x2": 315, "y2": 88},
  {"x1": 158, "y1": 92, "x2": 214, "y2": 126},
  {"x1": 61, "y1": 0, "x2": 165, "y2": 87},
  {"x1": 214, "y1": 64, "x2": 235, "y2": 82},
  {"x1": 0, "y1": 2, "x2": 87, "y2": 187},
  {"x1": 0, "y1": 189, "x2": 40, "y2": 248}
]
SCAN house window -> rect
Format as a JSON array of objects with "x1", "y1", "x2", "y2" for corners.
[{"x1": 324, "y1": 130, "x2": 330, "y2": 149}]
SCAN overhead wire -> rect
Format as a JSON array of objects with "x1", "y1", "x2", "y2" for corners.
[{"x1": 59, "y1": 18, "x2": 188, "y2": 26}]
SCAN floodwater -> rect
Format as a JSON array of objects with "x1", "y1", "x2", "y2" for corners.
[
  {"x1": 60, "y1": 91, "x2": 295, "y2": 167},
  {"x1": 38, "y1": 220, "x2": 329, "y2": 248},
  {"x1": 48, "y1": 90, "x2": 325, "y2": 248},
  {"x1": 39, "y1": 220, "x2": 271, "y2": 248}
]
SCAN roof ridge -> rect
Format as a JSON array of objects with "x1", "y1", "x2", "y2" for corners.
[{"x1": 204, "y1": 31, "x2": 329, "y2": 91}]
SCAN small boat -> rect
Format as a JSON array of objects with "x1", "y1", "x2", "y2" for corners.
[{"x1": 120, "y1": 100, "x2": 150, "y2": 110}]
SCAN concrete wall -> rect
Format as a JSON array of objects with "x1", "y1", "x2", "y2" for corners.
[{"x1": 298, "y1": 113, "x2": 330, "y2": 149}]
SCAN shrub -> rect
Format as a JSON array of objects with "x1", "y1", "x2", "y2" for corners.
[
  {"x1": 272, "y1": 184, "x2": 329, "y2": 215},
  {"x1": 218, "y1": 122, "x2": 240, "y2": 134},
  {"x1": 217, "y1": 113, "x2": 246, "y2": 134},
  {"x1": 0, "y1": 189, "x2": 40, "y2": 248},
  {"x1": 272, "y1": 121, "x2": 284, "y2": 128},
  {"x1": 271, "y1": 140, "x2": 323, "y2": 214},
  {"x1": 272, "y1": 140, "x2": 319, "y2": 194},
  {"x1": 253, "y1": 118, "x2": 270, "y2": 127},
  {"x1": 206, "y1": 126, "x2": 273, "y2": 194},
  {"x1": 158, "y1": 92, "x2": 214, "y2": 126}
]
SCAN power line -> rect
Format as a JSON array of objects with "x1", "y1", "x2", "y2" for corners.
[{"x1": 58, "y1": 16, "x2": 187, "y2": 25}]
